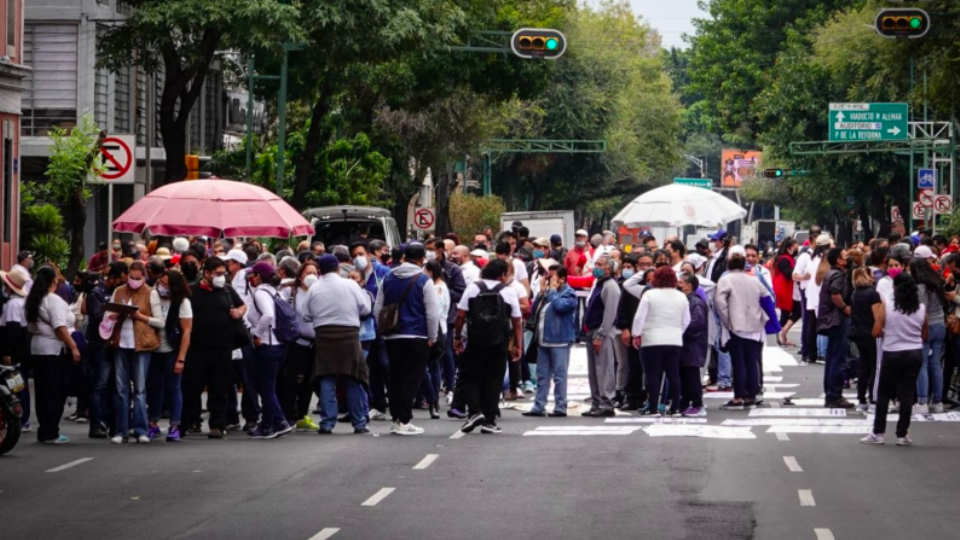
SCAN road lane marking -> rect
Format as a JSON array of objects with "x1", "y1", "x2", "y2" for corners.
[
  {"x1": 307, "y1": 528, "x2": 340, "y2": 540},
  {"x1": 770, "y1": 401, "x2": 782, "y2": 409},
  {"x1": 799, "y1": 490, "x2": 816, "y2": 507},
  {"x1": 814, "y1": 529, "x2": 835, "y2": 540},
  {"x1": 783, "y1": 456, "x2": 803, "y2": 472},
  {"x1": 450, "y1": 430, "x2": 465, "y2": 439},
  {"x1": 413, "y1": 454, "x2": 438, "y2": 470},
  {"x1": 775, "y1": 432, "x2": 791, "y2": 441},
  {"x1": 362, "y1": 488, "x2": 395, "y2": 507},
  {"x1": 46, "y1": 458, "x2": 94, "y2": 473}
]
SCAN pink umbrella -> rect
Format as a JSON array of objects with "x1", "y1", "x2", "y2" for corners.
[{"x1": 112, "y1": 179, "x2": 315, "y2": 238}]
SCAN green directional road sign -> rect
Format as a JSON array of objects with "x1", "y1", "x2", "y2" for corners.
[
  {"x1": 828, "y1": 103, "x2": 908, "y2": 142},
  {"x1": 674, "y1": 178, "x2": 713, "y2": 189}
]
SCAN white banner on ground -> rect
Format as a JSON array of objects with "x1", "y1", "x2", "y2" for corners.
[
  {"x1": 604, "y1": 418, "x2": 708, "y2": 424},
  {"x1": 643, "y1": 424, "x2": 757, "y2": 439},
  {"x1": 750, "y1": 408, "x2": 847, "y2": 417},
  {"x1": 765, "y1": 425, "x2": 870, "y2": 434},
  {"x1": 722, "y1": 418, "x2": 869, "y2": 427}
]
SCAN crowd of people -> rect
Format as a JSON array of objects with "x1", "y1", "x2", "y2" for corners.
[{"x1": 1, "y1": 223, "x2": 957, "y2": 446}]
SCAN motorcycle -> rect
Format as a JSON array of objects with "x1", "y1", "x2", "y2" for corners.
[{"x1": 0, "y1": 363, "x2": 24, "y2": 455}]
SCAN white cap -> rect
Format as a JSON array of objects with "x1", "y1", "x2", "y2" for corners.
[
  {"x1": 470, "y1": 249, "x2": 488, "y2": 258},
  {"x1": 728, "y1": 245, "x2": 746, "y2": 258},
  {"x1": 172, "y1": 237, "x2": 190, "y2": 252},
  {"x1": 576, "y1": 229, "x2": 589, "y2": 237},
  {"x1": 224, "y1": 249, "x2": 248, "y2": 265},
  {"x1": 914, "y1": 245, "x2": 935, "y2": 259}
]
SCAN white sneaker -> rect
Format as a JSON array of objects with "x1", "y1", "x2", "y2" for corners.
[
  {"x1": 395, "y1": 423, "x2": 424, "y2": 436},
  {"x1": 110, "y1": 436, "x2": 125, "y2": 444},
  {"x1": 860, "y1": 433, "x2": 885, "y2": 445},
  {"x1": 930, "y1": 402, "x2": 945, "y2": 414},
  {"x1": 390, "y1": 420, "x2": 400, "y2": 433},
  {"x1": 137, "y1": 435, "x2": 150, "y2": 444},
  {"x1": 890, "y1": 401, "x2": 899, "y2": 413},
  {"x1": 913, "y1": 403, "x2": 929, "y2": 415},
  {"x1": 868, "y1": 404, "x2": 876, "y2": 414},
  {"x1": 856, "y1": 403, "x2": 869, "y2": 413},
  {"x1": 896, "y1": 435, "x2": 913, "y2": 446},
  {"x1": 370, "y1": 409, "x2": 387, "y2": 421}
]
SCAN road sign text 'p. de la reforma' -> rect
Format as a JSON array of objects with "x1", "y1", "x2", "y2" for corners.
[{"x1": 829, "y1": 103, "x2": 908, "y2": 142}]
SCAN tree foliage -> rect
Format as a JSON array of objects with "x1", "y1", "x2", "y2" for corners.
[{"x1": 450, "y1": 193, "x2": 505, "y2": 243}]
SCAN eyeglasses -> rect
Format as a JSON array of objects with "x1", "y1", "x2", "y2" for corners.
[{"x1": 211, "y1": 271, "x2": 227, "y2": 277}]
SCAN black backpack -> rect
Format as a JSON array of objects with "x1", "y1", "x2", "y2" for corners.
[{"x1": 468, "y1": 282, "x2": 510, "y2": 346}]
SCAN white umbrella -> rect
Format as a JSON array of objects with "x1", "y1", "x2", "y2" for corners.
[{"x1": 612, "y1": 184, "x2": 747, "y2": 228}]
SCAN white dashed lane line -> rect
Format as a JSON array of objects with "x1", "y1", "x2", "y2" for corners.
[
  {"x1": 361, "y1": 488, "x2": 395, "y2": 507},
  {"x1": 783, "y1": 456, "x2": 803, "y2": 472},
  {"x1": 814, "y1": 529, "x2": 835, "y2": 540},
  {"x1": 307, "y1": 528, "x2": 339, "y2": 540},
  {"x1": 776, "y1": 432, "x2": 790, "y2": 441},
  {"x1": 449, "y1": 430, "x2": 465, "y2": 440},
  {"x1": 413, "y1": 454, "x2": 438, "y2": 470},
  {"x1": 45, "y1": 458, "x2": 94, "y2": 473},
  {"x1": 799, "y1": 489, "x2": 816, "y2": 507}
]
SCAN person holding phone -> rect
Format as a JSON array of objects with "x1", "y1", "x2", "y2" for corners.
[{"x1": 523, "y1": 265, "x2": 577, "y2": 418}]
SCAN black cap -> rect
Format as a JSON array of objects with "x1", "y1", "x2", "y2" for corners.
[
  {"x1": 17, "y1": 250, "x2": 33, "y2": 263},
  {"x1": 98, "y1": 241, "x2": 108, "y2": 250}
]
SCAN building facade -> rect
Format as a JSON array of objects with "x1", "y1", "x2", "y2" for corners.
[{"x1": 0, "y1": 0, "x2": 29, "y2": 269}]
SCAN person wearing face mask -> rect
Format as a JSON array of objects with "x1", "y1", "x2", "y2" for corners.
[
  {"x1": 146, "y1": 270, "x2": 193, "y2": 442},
  {"x1": 108, "y1": 261, "x2": 164, "y2": 443},
  {"x1": 179, "y1": 250, "x2": 202, "y2": 285},
  {"x1": 82, "y1": 262, "x2": 127, "y2": 438},
  {"x1": 278, "y1": 261, "x2": 321, "y2": 432},
  {"x1": 429, "y1": 239, "x2": 466, "y2": 402},
  {"x1": 581, "y1": 255, "x2": 622, "y2": 417},
  {"x1": 565, "y1": 230, "x2": 590, "y2": 277},
  {"x1": 182, "y1": 257, "x2": 247, "y2": 439},
  {"x1": 612, "y1": 256, "x2": 638, "y2": 409},
  {"x1": 815, "y1": 247, "x2": 854, "y2": 409},
  {"x1": 773, "y1": 239, "x2": 801, "y2": 347},
  {"x1": 221, "y1": 248, "x2": 260, "y2": 432},
  {"x1": 349, "y1": 241, "x2": 391, "y2": 420},
  {"x1": 877, "y1": 254, "x2": 905, "y2": 303},
  {"x1": 111, "y1": 239, "x2": 123, "y2": 261}
]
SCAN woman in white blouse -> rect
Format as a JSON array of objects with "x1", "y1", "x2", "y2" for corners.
[{"x1": 25, "y1": 266, "x2": 81, "y2": 444}]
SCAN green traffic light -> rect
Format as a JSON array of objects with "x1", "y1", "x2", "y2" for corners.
[
  {"x1": 776, "y1": 170, "x2": 783, "y2": 177},
  {"x1": 910, "y1": 17, "x2": 922, "y2": 29},
  {"x1": 546, "y1": 38, "x2": 559, "y2": 51}
]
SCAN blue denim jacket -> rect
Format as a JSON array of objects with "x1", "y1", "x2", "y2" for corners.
[{"x1": 531, "y1": 285, "x2": 578, "y2": 345}]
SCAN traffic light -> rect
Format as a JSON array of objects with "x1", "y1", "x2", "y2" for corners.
[
  {"x1": 511, "y1": 28, "x2": 567, "y2": 60},
  {"x1": 762, "y1": 169, "x2": 784, "y2": 179},
  {"x1": 875, "y1": 8, "x2": 930, "y2": 39},
  {"x1": 762, "y1": 169, "x2": 810, "y2": 178},
  {"x1": 185, "y1": 155, "x2": 200, "y2": 180}
]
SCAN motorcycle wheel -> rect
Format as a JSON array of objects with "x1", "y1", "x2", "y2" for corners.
[{"x1": 0, "y1": 402, "x2": 22, "y2": 456}]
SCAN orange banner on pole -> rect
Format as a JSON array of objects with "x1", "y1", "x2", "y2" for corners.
[{"x1": 721, "y1": 150, "x2": 763, "y2": 188}]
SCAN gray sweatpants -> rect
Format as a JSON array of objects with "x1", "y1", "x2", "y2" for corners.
[{"x1": 587, "y1": 330, "x2": 618, "y2": 411}]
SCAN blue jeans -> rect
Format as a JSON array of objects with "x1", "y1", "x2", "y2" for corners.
[
  {"x1": 147, "y1": 351, "x2": 183, "y2": 426},
  {"x1": 727, "y1": 334, "x2": 760, "y2": 400},
  {"x1": 317, "y1": 375, "x2": 367, "y2": 430},
  {"x1": 817, "y1": 335, "x2": 828, "y2": 358},
  {"x1": 823, "y1": 325, "x2": 847, "y2": 401},
  {"x1": 114, "y1": 349, "x2": 150, "y2": 437},
  {"x1": 716, "y1": 346, "x2": 732, "y2": 387},
  {"x1": 88, "y1": 348, "x2": 113, "y2": 429},
  {"x1": 440, "y1": 331, "x2": 456, "y2": 391},
  {"x1": 918, "y1": 322, "x2": 946, "y2": 403},
  {"x1": 532, "y1": 345, "x2": 570, "y2": 414},
  {"x1": 253, "y1": 344, "x2": 287, "y2": 428}
]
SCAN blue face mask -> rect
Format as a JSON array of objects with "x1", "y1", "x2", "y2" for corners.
[
  {"x1": 593, "y1": 267, "x2": 605, "y2": 279},
  {"x1": 622, "y1": 269, "x2": 635, "y2": 279},
  {"x1": 533, "y1": 250, "x2": 545, "y2": 259}
]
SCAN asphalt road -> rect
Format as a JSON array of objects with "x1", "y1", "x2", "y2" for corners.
[{"x1": 1, "y1": 330, "x2": 958, "y2": 540}]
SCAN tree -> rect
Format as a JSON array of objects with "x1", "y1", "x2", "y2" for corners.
[
  {"x1": 45, "y1": 116, "x2": 105, "y2": 280},
  {"x1": 97, "y1": 0, "x2": 301, "y2": 185}
]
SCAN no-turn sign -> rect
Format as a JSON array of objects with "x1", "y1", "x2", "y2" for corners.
[
  {"x1": 414, "y1": 208, "x2": 435, "y2": 230},
  {"x1": 97, "y1": 134, "x2": 136, "y2": 184},
  {"x1": 919, "y1": 189, "x2": 934, "y2": 207},
  {"x1": 934, "y1": 195, "x2": 952, "y2": 214},
  {"x1": 912, "y1": 202, "x2": 927, "y2": 220}
]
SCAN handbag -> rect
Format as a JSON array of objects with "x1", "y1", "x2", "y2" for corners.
[
  {"x1": 377, "y1": 276, "x2": 419, "y2": 335},
  {"x1": 221, "y1": 288, "x2": 252, "y2": 350}
]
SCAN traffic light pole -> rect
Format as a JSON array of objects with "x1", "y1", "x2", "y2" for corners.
[{"x1": 479, "y1": 139, "x2": 606, "y2": 197}]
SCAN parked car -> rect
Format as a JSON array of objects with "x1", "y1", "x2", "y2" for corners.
[{"x1": 304, "y1": 206, "x2": 402, "y2": 247}]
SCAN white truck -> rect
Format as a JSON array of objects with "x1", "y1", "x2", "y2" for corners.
[
  {"x1": 500, "y1": 210, "x2": 576, "y2": 248},
  {"x1": 741, "y1": 220, "x2": 795, "y2": 251}
]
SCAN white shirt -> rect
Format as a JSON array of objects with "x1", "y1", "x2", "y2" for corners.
[
  {"x1": 110, "y1": 288, "x2": 164, "y2": 350},
  {"x1": 876, "y1": 275, "x2": 895, "y2": 303},
  {"x1": 1, "y1": 295, "x2": 25, "y2": 326},
  {"x1": 157, "y1": 297, "x2": 193, "y2": 353},
  {"x1": 882, "y1": 301, "x2": 926, "y2": 352},
  {"x1": 458, "y1": 279, "x2": 522, "y2": 319},
  {"x1": 793, "y1": 250, "x2": 813, "y2": 291},
  {"x1": 631, "y1": 288, "x2": 691, "y2": 347},
  {"x1": 512, "y1": 258, "x2": 528, "y2": 283},
  {"x1": 29, "y1": 293, "x2": 75, "y2": 356},
  {"x1": 806, "y1": 256, "x2": 824, "y2": 312},
  {"x1": 249, "y1": 284, "x2": 282, "y2": 345},
  {"x1": 460, "y1": 261, "x2": 481, "y2": 286},
  {"x1": 303, "y1": 272, "x2": 371, "y2": 329},
  {"x1": 291, "y1": 287, "x2": 316, "y2": 346},
  {"x1": 435, "y1": 280, "x2": 451, "y2": 335}
]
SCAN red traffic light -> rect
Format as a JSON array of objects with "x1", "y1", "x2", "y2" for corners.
[{"x1": 875, "y1": 8, "x2": 930, "y2": 39}]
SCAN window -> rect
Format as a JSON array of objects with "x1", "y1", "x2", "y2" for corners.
[
  {"x1": 136, "y1": 64, "x2": 147, "y2": 145},
  {"x1": 114, "y1": 63, "x2": 131, "y2": 133},
  {"x1": 21, "y1": 24, "x2": 79, "y2": 136},
  {"x1": 203, "y1": 71, "x2": 221, "y2": 152},
  {"x1": 6, "y1": 0, "x2": 15, "y2": 57},
  {"x1": 94, "y1": 26, "x2": 108, "y2": 129},
  {"x1": 2, "y1": 130, "x2": 12, "y2": 243}
]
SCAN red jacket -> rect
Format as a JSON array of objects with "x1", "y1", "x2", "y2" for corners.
[{"x1": 772, "y1": 254, "x2": 794, "y2": 312}]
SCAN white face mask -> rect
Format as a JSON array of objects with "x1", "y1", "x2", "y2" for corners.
[
  {"x1": 302, "y1": 274, "x2": 318, "y2": 288},
  {"x1": 426, "y1": 251, "x2": 437, "y2": 262},
  {"x1": 212, "y1": 275, "x2": 226, "y2": 289},
  {"x1": 353, "y1": 256, "x2": 368, "y2": 271}
]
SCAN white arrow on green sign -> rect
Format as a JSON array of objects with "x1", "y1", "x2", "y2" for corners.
[
  {"x1": 674, "y1": 178, "x2": 713, "y2": 189},
  {"x1": 829, "y1": 103, "x2": 908, "y2": 142}
]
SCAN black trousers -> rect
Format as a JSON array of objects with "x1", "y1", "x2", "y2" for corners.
[
  {"x1": 386, "y1": 338, "x2": 429, "y2": 424},
  {"x1": 32, "y1": 352, "x2": 70, "y2": 442},
  {"x1": 802, "y1": 308, "x2": 818, "y2": 362},
  {"x1": 459, "y1": 343, "x2": 508, "y2": 424},
  {"x1": 643, "y1": 345, "x2": 682, "y2": 412},
  {"x1": 624, "y1": 345, "x2": 645, "y2": 405},
  {"x1": 368, "y1": 338, "x2": 389, "y2": 412},
  {"x1": 279, "y1": 343, "x2": 315, "y2": 421},
  {"x1": 852, "y1": 336, "x2": 878, "y2": 404},
  {"x1": 182, "y1": 347, "x2": 233, "y2": 431},
  {"x1": 679, "y1": 365, "x2": 703, "y2": 409},
  {"x1": 873, "y1": 349, "x2": 923, "y2": 438}
]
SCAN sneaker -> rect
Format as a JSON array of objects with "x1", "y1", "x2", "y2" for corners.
[
  {"x1": 188, "y1": 423, "x2": 204, "y2": 434},
  {"x1": 147, "y1": 425, "x2": 162, "y2": 441},
  {"x1": 856, "y1": 403, "x2": 869, "y2": 413},
  {"x1": 370, "y1": 409, "x2": 388, "y2": 421},
  {"x1": 75, "y1": 414, "x2": 89, "y2": 424},
  {"x1": 207, "y1": 429, "x2": 226, "y2": 440},
  {"x1": 913, "y1": 403, "x2": 929, "y2": 415},
  {"x1": 505, "y1": 390, "x2": 519, "y2": 401},
  {"x1": 41, "y1": 435, "x2": 69, "y2": 445},
  {"x1": 247, "y1": 426, "x2": 272, "y2": 439},
  {"x1": 681, "y1": 406, "x2": 707, "y2": 417},
  {"x1": 548, "y1": 411, "x2": 567, "y2": 417},
  {"x1": 743, "y1": 400, "x2": 758, "y2": 409},
  {"x1": 718, "y1": 385, "x2": 733, "y2": 393},
  {"x1": 445, "y1": 393, "x2": 453, "y2": 406},
  {"x1": 137, "y1": 435, "x2": 150, "y2": 444},
  {"x1": 446, "y1": 408, "x2": 467, "y2": 420},
  {"x1": 166, "y1": 426, "x2": 182, "y2": 442},
  {"x1": 354, "y1": 427, "x2": 370, "y2": 434},
  {"x1": 396, "y1": 423, "x2": 425, "y2": 435},
  {"x1": 720, "y1": 400, "x2": 745, "y2": 410},
  {"x1": 521, "y1": 411, "x2": 546, "y2": 417},
  {"x1": 461, "y1": 413, "x2": 485, "y2": 433},
  {"x1": 868, "y1": 404, "x2": 876, "y2": 415},
  {"x1": 110, "y1": 436, "x2": 126, "y2": 444},
  {"x1": 825, "y1": 398, "x2": 856, "y2": 409},
  {"x1": 272, "y1": 421, "x2": 294, "y2": 438},
  {"x1": 480, "y1": 424, "x2": 502, "y2": 434},
  {"x1": 66, "y1": 412, "x2": 79, "y2": 422},
  {"x1": 296, "y1": 416, "x2": 320, "y2": 432},
  {"x1": 930, "y1": 402, "x2": 945, "y2": 414},
  {"x1": 523, "y1": 381, "x2": 536, "y2": 393},
  {"x1": 860, "y1": 433, "x2": 885, "y2": 445},
  {"x1": 21, "y1": 421, "x2": 31, "y2": 433},
  {"x1": 704, "y1": 385, "x2": 720, "y2": 393},
  {"x1": 317, "y1": 427, "x2": 333, "y2": 435},
  {"x1": 896, "y1": 435, "x2": 913, "y2": 446},
  {"x1": 225, "y1": 422, "x2": 243, "y2": 432},
  {"x1": 240, "y1": 421, "x2": 257, "y2": 432},
  {"x1": 390, "y1": 420, "x2": 400, "y2": 433}
]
